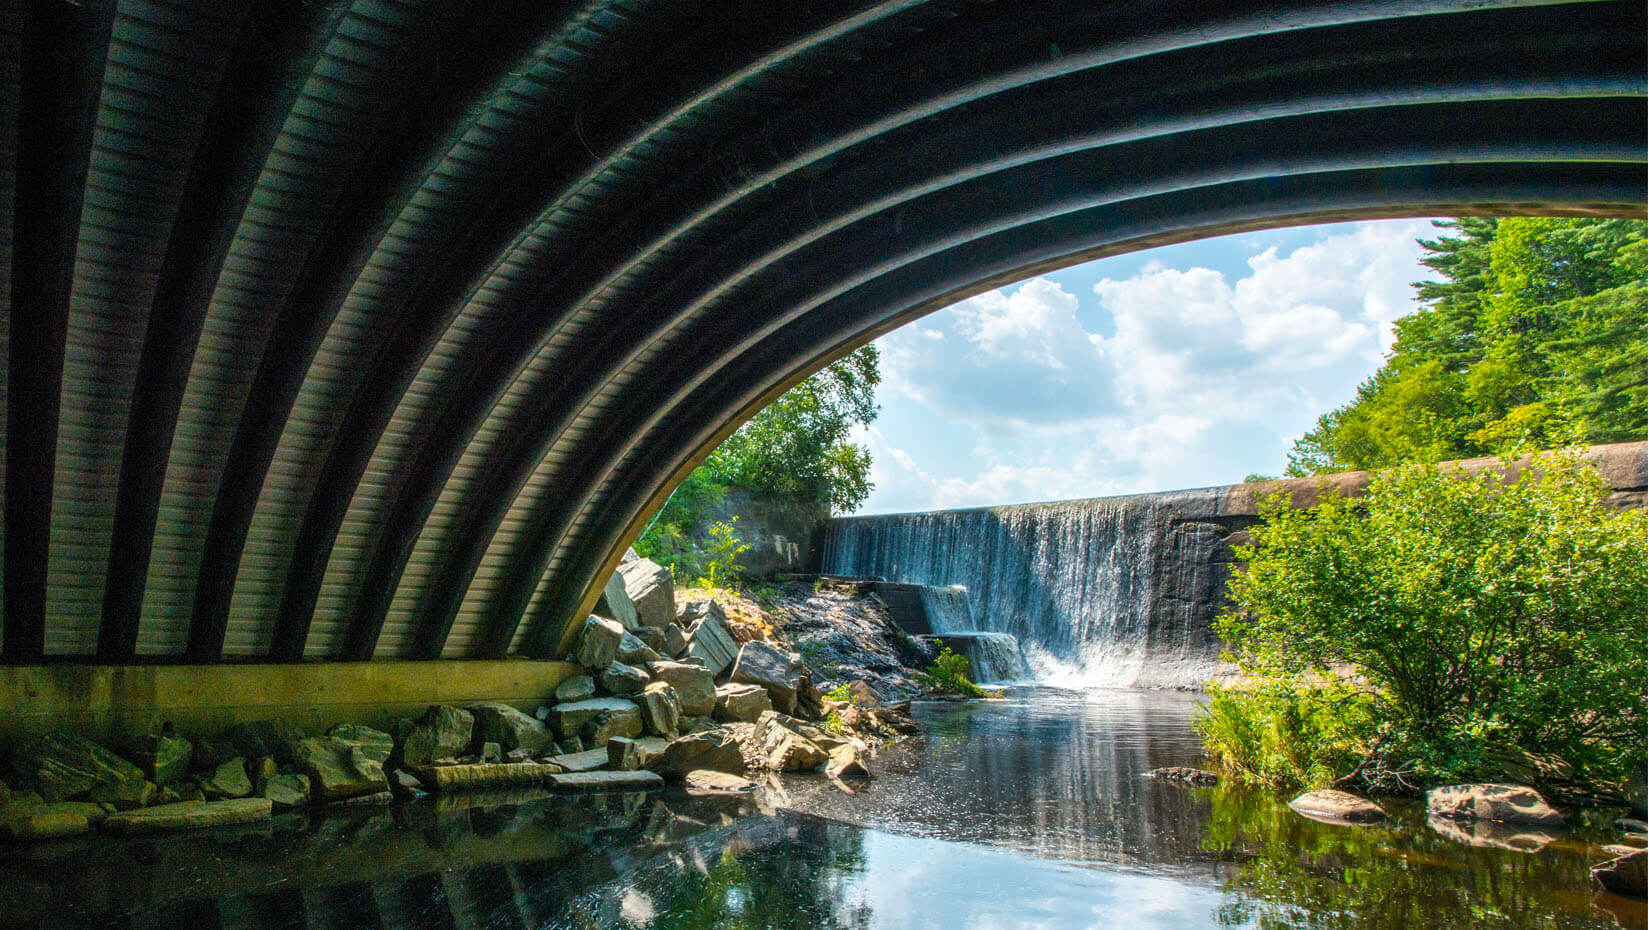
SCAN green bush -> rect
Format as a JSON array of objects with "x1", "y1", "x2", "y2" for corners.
[
  {"x1": 1211, "y1": 452, "x2": 1648, "y2": 791},
  {"x1": 919, "y1": 644, "x2": 990, "y2": 698},
  {"x1": 1197, "y1": 680, "x2": 1380, "y2": 789}
]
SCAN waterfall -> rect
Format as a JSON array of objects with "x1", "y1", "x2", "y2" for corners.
[
  {"x1": 916, "y1": 585, "x2": 1031, "y2": 684},
  {"x1": 824, "y1": 490, "x2": 1231, "y2": 689}
]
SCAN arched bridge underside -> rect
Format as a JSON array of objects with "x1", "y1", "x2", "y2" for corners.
[{"x1": 1, "y1": 0, "x2": 1644, "y2": 665}]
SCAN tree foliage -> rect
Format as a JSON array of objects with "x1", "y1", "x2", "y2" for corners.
[
  {"x1": 636, "y1": 347, "x2": 880, "y2": 582},
  {"x1": 706, "y1": 346, "x2": 881, "y2": 512},
  {"x1": 1209, "y1": 454, "x2": 1648, "y2": 790},
  {"x1": 1287, "y1": 218, "x2": 1648, "y2": 476}
]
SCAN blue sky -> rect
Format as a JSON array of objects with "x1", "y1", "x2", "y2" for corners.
[{"x1": 852, "y1": 218, "x2": 1441, "y2": 514}]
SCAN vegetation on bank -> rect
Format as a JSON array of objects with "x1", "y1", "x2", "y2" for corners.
[
  {"x1": 637, "y1": 346, "x2": 881, "y2": 584},
  {"x1": 1200, "y1": 455, "x2": 1648, "y2": 794},
  {"x1": 918, "y1": 643, "x2": 995, "y2": 698},
  {"x1": 1287, "y1": 217, "x2": 1648, "y2": 476}
]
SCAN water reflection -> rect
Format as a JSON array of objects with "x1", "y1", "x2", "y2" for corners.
[{"x1": 1, "y1": 691, "x2": 1641, "y2": 929}]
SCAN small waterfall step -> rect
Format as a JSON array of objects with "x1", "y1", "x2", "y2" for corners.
[{"x1": 919, "y1": 632, "x2": 1032, "y2": 685}]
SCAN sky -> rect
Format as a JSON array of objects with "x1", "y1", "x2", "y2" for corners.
[{"x1": 851, "y1": 217, "x2": 1442, "y2": 515}]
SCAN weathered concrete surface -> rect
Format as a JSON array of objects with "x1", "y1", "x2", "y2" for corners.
[{"x1": 0, "y1": 661, "x2": 579, "y2": 745}]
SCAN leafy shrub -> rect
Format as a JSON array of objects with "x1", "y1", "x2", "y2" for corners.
[
  {"x1": 1197, "y1": 680, "x2": 1380, "y2": 789},
  {"x1": 1214, "y1": 452, "x2": 1648, "y2": 790},
  {"x1": 918, "y1": 644, "x2": 990, "y2": 698},
  {"x1": 697, "y1": 519, "x2": 751, "y2": 591}
]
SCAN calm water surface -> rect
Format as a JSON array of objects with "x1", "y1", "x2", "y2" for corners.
[{"x1": 3, "y1": 689, "x2": 1642, "y2": 929}]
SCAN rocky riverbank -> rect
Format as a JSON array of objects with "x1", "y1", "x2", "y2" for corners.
[{"x1": 0, "y1": 556, "x2": 925, "y2": 844}]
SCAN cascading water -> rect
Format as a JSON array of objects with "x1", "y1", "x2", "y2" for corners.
[
  {"x1": 824, "y1": 490, "x2": 1233, "y2": 689},
  {"x1": 916, "y1": 585, "x2": 1032, "y2": 684}
]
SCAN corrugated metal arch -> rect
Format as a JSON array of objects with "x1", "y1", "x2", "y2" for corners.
[{"x1": 2, "y1": 0, "x2": 1644, "y2": 664}]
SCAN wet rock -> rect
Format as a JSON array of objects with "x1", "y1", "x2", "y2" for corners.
[
  {"x1": 544, "y1": 747, "x2": 610, "y2": 773},
  {"x1": 685, "y1": 770, "x2": 756, "y2": 792},
  {"x1": 572, "y1": 615, "x2": 625, "y2": 670},
  {"x1": 580, "y1": 708, "x2": 644, "y2": 749},
  {"x1": 1591, "y1": 848, "x2": 1646, "y2": 899},
  {"x1": 411, "y1": 762, "x2": 549, "y2": 792},
  {"x1": 713, "y1": 683, "x2": 773, "y2": 723},
  {"x1": 0, "y1": 801, "x2": 108, "y2": 839},
  {"x1": 663, "y1": 623, "x2": 689, "y2": 657},
  {"x1": 731, "y1": 641, "x2": 803, "y2": 714},
  {"x1": 619, "y1": 558, "x2": 675, "y2": 628},
  {"x1": 90, "y1": 777, "x2": 157, "y2": 810},
  {"x1": 8, "y1": 732, "x2": 147, "y2": 802},
  {"x1": 469, "y1": 702, "x2": 555, "y2": 756},
  {"x1": 398, "y1": 705, "x2": 475, "y2": 766},
  {"x1": 684, "y1": 608, "x2": 739, "y2": 676},
  {"x1": 1145, "y1": 766, "x2": 1219, "y2": 786},
  {"x1": 203, "y1": 758, "x2": 253, "y2": 799},
  {"x1": 1426, "y1": 783, "x2": 1564, "y2": 826},
  {"x1": 826, "y1": 745, "x2": 871, "y2": 781},
  {"x1": 102, "y1": 798, "x2": 272, "y2": 834},
  {"x1": 1288, "y1": 789, "x2": 1384, "y2": 824},
  {"x1": 874, "y1": 700, "x2": 920, "y2": 734},
  {"x1": 1427, "y1": 813, "x2": 1560, "y2": 852},
  {"x1": 647, "y1": 729, "x2": 746, "y2": 778},
  {"x1": 287, "y1": 736, "x2": 389, "y2": 803},
  {"x1": 617, "y1": 631, "x2": 661, "y2": 666},
  {"x1": 846, "y1": 680, "x2": 883, "y2": 708},
  {"x1": 646, "y1": 661, "x2": 716, "y2": 716},
  {"x1": 599, "y1": 660, "x2": 649, "y2": 696},
  {"x1": 638, "y1": 682, "x2": 682, "y2": 738},
  {"x1": 546, "y1": 770, "x2": 663, "y2": 792},
  {"x1": 752, "y1": 711, "x2": 829, "y2": 772},
  {"x1": 261, "y1": 773, "x2": 310, "y2": 808},
  {"x1": 546, "y1": 697, "x2": 642, "y2": 742},
  {"x1": 595, "y1": 568, "x2": 641, "y2": 631},
  {"x1": 608, "y1": 736, "x2": 641, "y2": 771},
  {"x1": 120, "y1": 731, "x2": 193, "y2": 786}
]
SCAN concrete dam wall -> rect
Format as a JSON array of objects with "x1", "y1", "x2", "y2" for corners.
[{"x1": 823, "y1": 443, "x2": 1648, "y2": 689}]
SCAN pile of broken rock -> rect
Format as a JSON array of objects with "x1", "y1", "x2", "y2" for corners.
[{"x1": 0, "y1": 555, "x2": 916, "y2": 841}]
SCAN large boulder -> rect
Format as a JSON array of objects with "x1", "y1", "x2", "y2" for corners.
[
  {"x1": 685, "y1": 613, "x2": 739, "y2": 676},
  {"x1": 646, "y1": 661, "x2": 716, "y2": 716},
  {"x1": 571, "y1": 615, "x2": 625, "y2": 670},
  {"x1": 120, "y1": 731, "x2": 193, "y2": 786},
  {"x1": 751, "y1": 711, "x2": 829, "y2": 772},
  {"x1": 638, "y1": 682, "x2": 682, "y2": 738},
  {"x1": 713, "y1": 683, "x2": 773, "y2": 723},
  {"x1": 397, "y1": 705, "x2": 475, "y2": 766},
  {"x1": 580, "y1": 707, "x2": 644, "y2": 749},
  {"x1": 1593, "y1": 848, "x2": 1647, "y2": 899},
  {"x1": 617, "y1": 631, "x2": 661, "y2": 666},
  {"x1": 261, "y1": 773, "x2": 311, "y2": 808},
  {"x1": 103, "y1": 798, "x2": 272, "y2": 834},
  {"x1": 1426, "y1": 783, "x2": 1564, "y2": 826},
  {"x1": 594, "y1": 568, "x2": 641, "y2": 631},
  {"x1": 222, "y1": 720, "x2": 304, "y2": 768},
  {"x1": 469, "y1": 702, "x2": 555, "y2": 756},
  {"x1": 554, "y1": 675, "x2": 596, "y2": 702},
  {"x1": 646, "y1": 729, "x2": 747, "y2": 778},
  {"x1": 619, "y1": 558, "x2": 675, "y2": 628},
  {"x1": 287, "y1": 729, "x2": 391, "y2": 803},
  {"x1": 203, "y1": 757, "x2": 253, "y2": 799},
  {"x1": 8, "y1": 732, "x2": 146, "y2": 801},
  {"x1": 730, "y1": 641, "x2": 802, "y2": 714},
  {"x1": 662, "y1": 623, "x2": 689, "y2": 658},
  {"x1": 1288, "y1": 789, "x2": 1384, "y2": 824},
  {"x1": 545, "y1": 697, "x2": 641, "y2": 742},
  {"x1": 0, "y1": 801, "x2": 108, "y2": 839},
  {"x1": 598, "y1": 660, "x2": 649, "y2": 696}
]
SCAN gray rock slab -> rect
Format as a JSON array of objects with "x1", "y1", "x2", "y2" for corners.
[
  {"x1": 713, "y1": 683, "x2": 773, "y2": 723},
  {"x1": 546, "y1": 770, "x2": 664, "y2": 792},
  {"x1": 411, "y1": 762, "x2": 550, "y2": 792},
  {"x1": 686, "y1": 610, "x2": 739, "y2": 676},
  {"x1": 1426, "y1": 783, "x2": 1564, "y2": 826},
  {"x1": 730, "y1": 641, "x2": 802, "y2": 714},
  {"x1": 544, "y1": 748, "x2": 611, "y2": 773},
  {"x1": 572, "y1": 615, "x2": 625, "y2": 669},
  {"x1": 595, "y1": 568, "x2": 641, "y2": 631},
  {"x1": 546, "y1": 697, "x2": 641, "y2": 741},
  {"x1": 646, "y1": 661, "x2": 716, "y2": 717},
  {"x1": 1288, "y1": 789, "x2": 1384, "y2": 824},
  {"x1": 102, "y1": 798, "x2": 272, "y2": 834},
  {"x1": 469, "y1": 702, "x2": 556, "y2": 755},
  {"x1": 620, "y1": 558, "x2": 675, "y2": 628}
]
